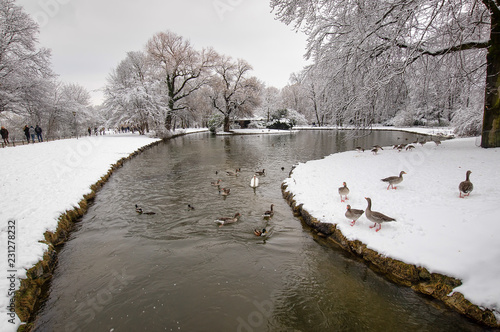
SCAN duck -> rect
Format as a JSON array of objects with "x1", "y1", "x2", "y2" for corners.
[
  {"x1": 214, "y1": 212, "x2": 241, "y2": 226},
  {"x1": 226, "y1": 169, "x2": 240, "y2": 176},
  {"x1": 364, "y1": 197, "x2": 396, "y2": 232},
  {"x1": 254, "y1": 228, "x2": 267, "y2": 236},
  {"x1": 381, "y1": 171, "x2": 406, "y2": 190},
  {"x1": 187, "y1": 204, "x2": 195, "y2": 211},
  {"x1": 373, "y1": 145, "x2": 384, "y2": 150},
  {"x1": 250, "y1": 175, "x2": 259, "y2": 188},
  {"x1": 345, "y1": 205, "x2": 364, "y2": 226},
  {"x1": 255, "y1": 169, "x2": 266, "y2": 176},
  {"x1": 434, "y1": 140, "x2": 442, "y2": 146},
  {"x1": 220, "y1": 188, "x2": 231, "y2": 196},
  {"x1": 371, "y1": 147, "x2": 381, "y2": 155},
  {"x1": 263, "y1": 204, "x2": 274, "y2": 218},
  {"x1": 135, "y1": 204, "x2": 156, "y2": 215},
  {"x1": 459, "y1": 170, "x2": 473, "y2": 198},
  {"x1": 355, "y1": 146, "x2": 365, "y2": 152},
  {"x1": 211, "y1": 179, "x2": 222, "y2": 186},
  {"x1": 405, "y1": 144, "x2": 415, "y2": 151},
  {"x1": 338, "y1": 182, "x2": 350, "y2": 202}
]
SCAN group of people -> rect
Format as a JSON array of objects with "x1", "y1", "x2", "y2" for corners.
[
  {"x1": 23, "y1": 125, "x2": 43, "y2": 143},
  {"x1": 0, "y1": 125, "x2": 44, "y2": 145}
]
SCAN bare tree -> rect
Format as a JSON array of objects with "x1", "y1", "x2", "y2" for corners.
[
  {"x1": 146, "y1": 30, "x2": 216, "y2": 131},
  {"x1": 271, "y1": 0, "x2": 499, "y2": 147},
  {"x1": 104, "y1": 51, "x2": 164, "y2": 133},
  {"x1": 0, "y1": 0, "x2": 53, "y2": 114},
  {"x1": 207, "y1": 55, "x2": 262, "y2": 132}
]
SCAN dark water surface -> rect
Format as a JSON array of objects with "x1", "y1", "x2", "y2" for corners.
[{"x1": 34, "y1": 130, "x2": 484, "y2": 332}]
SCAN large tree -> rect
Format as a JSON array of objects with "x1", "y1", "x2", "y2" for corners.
[
  {"x1": 0, "y1": 0, "x2": 53, "y2": 114},
  {"x1": 207, "y1": 55, "x2": 262, "y2": 132},
  {"x1": 146, "y1": 30, "x2": 216, "y2": 131},
  {"x1": 271, "y1": 0, "x2": 499, "y2": 148}
]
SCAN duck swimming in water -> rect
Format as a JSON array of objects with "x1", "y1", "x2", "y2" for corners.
[
  {"x1": 263, "y1": 204, "x2": 274, "y2": 219},
  {"x1": 255, "y1": 169, "x2": 265, "y2": 176},
  {"x1": 214, "y1": 212, "x2": 241, "y2": 226},
  {"x1": 250, "y1": 175, "x2": 259, "y2": 188},
  {"x1": 135, "y1": 204, "x2": 156, "y2": 215},
  {"x1": 254, "y1": 228, "x2": 267, "y2": 236},
  {"x1": 220, "y1": 188, "x2": 231, "y2": 196}
]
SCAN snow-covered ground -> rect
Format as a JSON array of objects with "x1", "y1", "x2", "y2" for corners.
[
  {"x1": 0, "y1": 133, "x2": 164, "y2": 331},
  {"x1": 283, "y1": 136, "x2": 500, "y2": 322},
  {"x1": 295, "y1": 125, "x2": 455, "y2": 137},
  {"x1": 2, "y1": 126, "x2": 496, "y2": 330}
]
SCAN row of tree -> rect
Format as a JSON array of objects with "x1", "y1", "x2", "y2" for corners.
[
  {"x1": 2, "y1": 0, "x2": 499, "y2": 147},
  {"x1": 103, "y1": 31, "x2": 263, "y2": 135},
  {"x1": 270, "y1": 0, "x2": 499, "y2": 148}
]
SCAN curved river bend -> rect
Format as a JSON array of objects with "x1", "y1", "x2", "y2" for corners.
[{"x1": 34, "y1": 131, "x2": 483, "y2": 331}]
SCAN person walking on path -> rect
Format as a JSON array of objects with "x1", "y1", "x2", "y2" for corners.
[
  {"x1": 23, "y1": 125, "x2": 30, "y2": 143},
  {"x1": 29, "y1": 126, "x2": 35, "y2": 143},
  {"x1": 35, "y1": 125, "x2": 43, "y2": 142},
  {"x1": 1, "y1": 126, "x2": 9, "y2": 144}
]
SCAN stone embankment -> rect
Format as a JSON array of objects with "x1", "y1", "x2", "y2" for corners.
[{"x1": 281, "y1": 183, "x2": 499, "y2": 329}]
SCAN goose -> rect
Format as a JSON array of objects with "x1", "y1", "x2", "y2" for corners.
[
  {"x1": 364, "y1": 197, "x2": 396, "y2": 232},
  {"x1": 459, "y1": 170, "x2": 473, "y2": 198},
  {"x1": 135, "y1": 204, "x2": 156, "y2": 215},
  {"x1": 263, "y1": 204, "x2": 274, "y2": 218},
  {"x1": 345, "y1": 205, "x2": 364, "y2": 226},
  {"x1": 338, "y1": 182, "x2": 350, "y2": 202},
  {"x1": 381, "y1": 171, "x2": 406, "y2": 190},
  {"x1": 214, "y1": 212, "x2": 241, "y2": 226},
  {"x1": 255, "y1": 169, "x2": 265, "y2": 176},
  {"x1": 254, "y1": 228, "x2": 267, "y2": 236},
  {"x1": 250, "y1": 175, "x2": 259, "y2": 188}
]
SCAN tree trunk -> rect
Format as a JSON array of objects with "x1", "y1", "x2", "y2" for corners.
[
  {"x1": 223, "y1": 115, "x2": 230, "y2": 132},
  {"x1": 482, "y1": 11, "x2": 500, "y2": 148},
  {"x1": 165, "y1": 112, "x2": 172, "y2": 131}
]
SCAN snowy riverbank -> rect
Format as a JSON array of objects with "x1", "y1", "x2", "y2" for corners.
[
  {"x1": 283, "y1": 136, "x2": 500, "y2": 324},
  {"x1": 0, "y1": 133, "x2": 164, "y2": 330}
]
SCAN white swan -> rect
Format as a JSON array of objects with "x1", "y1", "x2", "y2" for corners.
[{"x1": 250, "y1": 175, "x2": 259, "y2": 188}]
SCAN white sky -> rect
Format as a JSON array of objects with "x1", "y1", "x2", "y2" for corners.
[{"x1": 16, "y1": 0, "x2": 309, "y2": 105}]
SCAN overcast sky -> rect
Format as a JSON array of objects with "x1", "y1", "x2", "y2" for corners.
[{"x1": 17, "y1": 0, "x2": 309, "y2": 105}]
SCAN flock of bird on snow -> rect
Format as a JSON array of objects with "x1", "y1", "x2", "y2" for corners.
[
  {"x1": 347, "y1": 139, "x2": 473, "y2": 232},
  {"x1": 135, "y1": 138, "x2": 474, "y2": 235}
]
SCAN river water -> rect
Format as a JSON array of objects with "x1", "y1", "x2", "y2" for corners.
[{"x1": 33, "y1": 130, "x2": 483, "y2": 332}]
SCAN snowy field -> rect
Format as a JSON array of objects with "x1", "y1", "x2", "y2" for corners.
[
  {"x1": 283, "y1": 136, "x2": 500, "y2": 322},
  {"x1": 0, "y1": 133, "x2": 162, "y2": 330}
]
